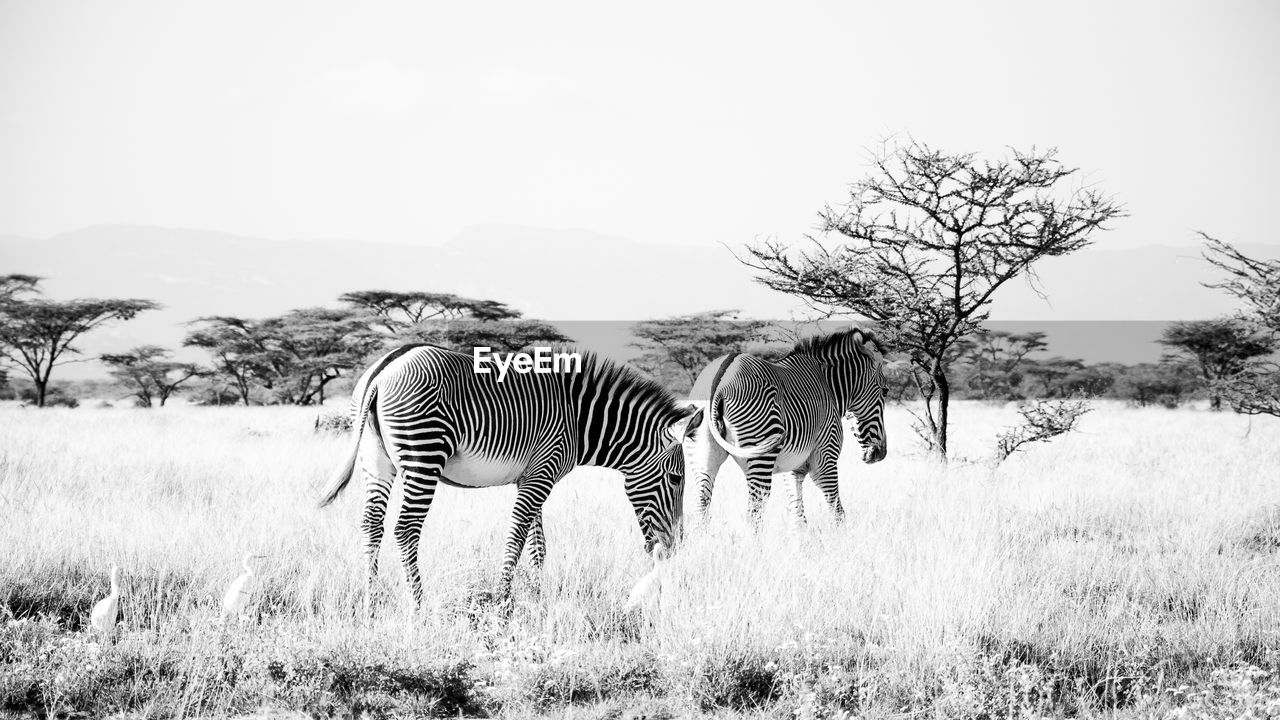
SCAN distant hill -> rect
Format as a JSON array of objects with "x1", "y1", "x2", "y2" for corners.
[{"x1": 2, "y1": 224, "x2": 1277, "y2": 377}]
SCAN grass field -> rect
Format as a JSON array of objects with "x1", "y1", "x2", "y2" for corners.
[{"x1": 2, "y1": 401, "x2": 1279, "y2": 718}]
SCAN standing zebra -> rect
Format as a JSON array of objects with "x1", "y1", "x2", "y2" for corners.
[
  {"x1": 319, "y1": 343, "x2": 693, "y2": 605},
  {"x1": 686, "y1": 327, "x2": 888, "y2": 525}
]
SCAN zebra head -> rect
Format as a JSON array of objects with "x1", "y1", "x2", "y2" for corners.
[
  {"x1": 814, "y1": 327, "x2": 889, "y2": 464},
  {"x1": 620, "y1": 405, "x2": 695, "y2": 554},
  {"x1": 572, "y1": 354, "x2": 694, "y2": 556}
]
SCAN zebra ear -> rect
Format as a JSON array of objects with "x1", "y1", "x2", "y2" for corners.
[
  {"x1": 681, "y1": 407, "x2": 704, "y2": 440},
  {"x1": 862, "y1": 337, "x2": 884, "y2": 360},
  {"x1": 666, "y1": 405, "x2": 701, "y2": 442}
]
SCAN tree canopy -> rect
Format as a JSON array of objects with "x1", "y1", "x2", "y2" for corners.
[
  {"x1": 406, "y1": 318, "x2": 572, "y2": 355},
  {"x1": 741, "y1": 141, "x2": 1124, "y2": 455},
  {"x1": 185, "y1": 309, "x2": 383, "y2": 405},
  {"x1": 340, "y1": 290, "x2": 520, "y2": 333},
  {"x1": 101, "y1": 345, "x2": 206, "y2": 407},
  {"x1": 0, "y1": 275, "x2": 159, "y2": 406},
  {"x1": 1199, "y1": 234, "x2": 1280, "y2": 417},
  {"x1": 629, "y1": 311, "x2": 777, "y2": 392},
  {"x1": 1159, "y1": 319, "x2": 1275, "y2": 410}
]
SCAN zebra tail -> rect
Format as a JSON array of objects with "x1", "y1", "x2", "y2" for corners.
[
  {"x1": 318, "y1": 383, "x2": 377, "y2": 508},
  {"x1": 707, "y1": 393, "x2": 782, "y2": 459}
]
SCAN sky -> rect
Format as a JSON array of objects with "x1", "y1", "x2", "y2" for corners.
[{"x1": 1, "y1": 0, "x2": 1278, "y2": 250}]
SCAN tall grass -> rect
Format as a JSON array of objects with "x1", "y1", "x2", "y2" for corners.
[{"x1": 1, "y1": 401, "x2": 1278, "y2": 717}]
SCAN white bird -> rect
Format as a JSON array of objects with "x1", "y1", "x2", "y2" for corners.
[
  {"x1": 625, "y1": 543, "x2": 671, "y2": 613},
  {"x1": 89, "y1": 563, "x2": 121, "y2": 640},
  {"x1": 221, "y1": 553, "x2": 266, "y2": 622}
]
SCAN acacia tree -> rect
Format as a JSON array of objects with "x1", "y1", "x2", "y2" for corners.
[
  {"x1": 1115, "y1": 361, "x2": 1200, "y2": 408},
  {"x1": 0, "y1": 274, "x2": 39, "y2": 301},
  {"x1": 1158, "y1": 319, "x2": 1274, "y2": 410},
  {"x1": 101, "y1": 346, "x2": 206, "y2": 407},
  {"x1": 0, "y1": 275, "x2": 159, "y2": 406},
  {"x1": 0, "y1": 276, "x2": 37, "y2": 397},
  {"x1": 185, "y1": 310, "x2": 382, "y2": 405},
  {"x1": 1201, "y1": 233, "x2": 1280, "y2": 417},
  {"x1": 340, "y1": 290, "x2": 519, "y2": 333},
  {"x1": 184, "y1": 316, "x2": 270, "y2": 405},
  {"x1": 954, "y1": 330, "x2": 1047, "y2": 400},
  {"x1": 407, "y1": 318, "x2": 572, "y2": 355},
  {"x1": 261, "y1": 308, "x2": 384, "y2": 405},
  {"x1": 741, "y1": 141, "x2": 1124, "y2": 457},
  {"x1": 629, "y1": 310, "x2": 777, "y2": 391}
]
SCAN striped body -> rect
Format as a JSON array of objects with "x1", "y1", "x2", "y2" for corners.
[
  {"x1": 686, "y1": 327, "x2": 888, "y2": 525},
  {"x1": 320, "y1": 344, "x2": 692, "y2": 604}
]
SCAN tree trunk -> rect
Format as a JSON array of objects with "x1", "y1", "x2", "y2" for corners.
[
  {"x1": 932, "y1": 367, "x2": 950, "y2": 459},
  {"x1": 35, "y1": 379, "x2": 47, "y2": 407}
]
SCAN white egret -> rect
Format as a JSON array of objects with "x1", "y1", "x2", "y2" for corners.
[
  {"x1": 89, "y1": 563, "x2": 121, "y2": 640},
  {"x1": 221, "y1": 553, "x2": 266, "y2": 622},
  {"x1": 624, "y1": 543, "x2": 671, "y2": 613}
]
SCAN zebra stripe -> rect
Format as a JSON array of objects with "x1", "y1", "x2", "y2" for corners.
[
  {"x1": 321, "y1": 344, "x2": 692, "y2": 605},
  {"x1": 687, "y1": 326, "x2": 888, "y2": 526}
]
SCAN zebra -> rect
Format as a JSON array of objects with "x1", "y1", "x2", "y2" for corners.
[
  {"x1": 684, "y1": 327, "x2": 888, "y2": 526},
  {"x1": 319, "y1": 343, "x2": 694, "y2": 605}
]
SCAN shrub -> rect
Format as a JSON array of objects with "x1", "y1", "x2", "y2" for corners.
[{"x1": 314, "y1": 410, "x2": 353, "y2": 433}]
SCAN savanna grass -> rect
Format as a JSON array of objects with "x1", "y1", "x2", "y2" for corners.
[{"x1": 1, "y1": 401, "x2": 1278, "y2": 717}]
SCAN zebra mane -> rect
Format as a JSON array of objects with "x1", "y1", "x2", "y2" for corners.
[
  {"x1": 571, "y1": 350, "x2": 691, "y2": 421},
  {"x1": 785, "y1": 326, "x2": 885, "y2": 360}
]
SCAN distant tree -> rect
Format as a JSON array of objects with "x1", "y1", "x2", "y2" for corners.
[
  {"x1": 1158, "y1": 319, "x2": 1275, "y2": 410},
  {"x1": 407, "y1": 318, "x2": 572, "y2": 355},
  {"x1": 0, "y1": 275, "x2": 159, "y2": 407},
  {"x1": 101, "y1": 345, "x2": 206, "y2": 407},
  {"x1": 1020, "y1": 356, "x2": 1090, "y2": 398},
  {"x1": 0, "y1": 274, "x2": 40, "y2": 302},
  {"x1": 882, "y1": 359, "x2": 919, "y2": 403},
  {"x1": 629, "y1": 311, "x2": 776, "y2": 391},
  {"x1": 185, "y1": 376, "x2": 249, "y2": 406},
  {"x1": 261, "y1": 308, "x2": 385, "y2": 405},
  {"x1": 340, "y1": 290, "x2": 520, "y2": 333},
  {"x1": 18, "y1": 383, "x2": 78, "y2": 408},
  {"x1": 185, "y1": 309, "x2": 383, "y2": 406},
  {"x1": 741, "y1": 141, "x2": 1124, "y2": 456},
  {"x1": 1200, "y1": 234, "x2": 1280, "y2": 417},
  {"x1": 184, "y1": 316, "x2": 272, "y2": 405},
  {"x1": 1115, "y1": 362, "x2": 1200, "y2": 408},
  {"x1": 1055, "y1": 361, "x2": 1123, "y2": 398},
  {"x1": 954, "y1": 330, "x2": 1047, "y2": 400}
]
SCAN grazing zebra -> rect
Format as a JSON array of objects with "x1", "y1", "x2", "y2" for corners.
[
  {"x1": 685, "y1": 327, "x2": 888, "y2": 525},
  {"x1": 319, "y1": 343, "x2": 693, "y2": 604}
]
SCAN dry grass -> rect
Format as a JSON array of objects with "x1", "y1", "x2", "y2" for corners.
[{"x1": 1, "y1": 401, "x2": 1278, "y2": 718}]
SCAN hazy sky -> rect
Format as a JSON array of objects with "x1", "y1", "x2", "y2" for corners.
[{"x1": 2, "y1": 1, "x2": 1277, "y2": 249}]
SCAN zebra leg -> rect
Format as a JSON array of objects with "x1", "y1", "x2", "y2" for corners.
[
  {"x1": 392, "y1": 467, "x2": 441, "y2": 607},
  {"x1": 786, "y1": 471, "x2": 808, "y2": 528},
  {"x1": 812, "y1": 428, "x2": 845, "y2": 522},
  {"x1": 743, "y1": 456, "x2": 776, "y2": 528},
  {"x1": 811, "y1": 456, "x2": 844, "y2": 522},
  {"x1": 498, "y1": 476, "x2": 556, "y2": 598},
  {"x1": 526, "y1": 508, "x2": 546, "y2": 569},
  {"x1": 359, "y1": 434, "x2": 396, "y2": 592},
  {"x1": 694, "y1": 420, "x2": 730, "y2": 519}
]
